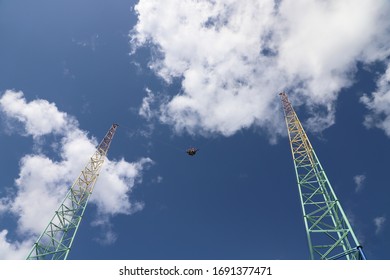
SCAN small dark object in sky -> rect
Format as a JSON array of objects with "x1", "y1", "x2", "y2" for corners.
[{"x1": 186, "y1": 147, "x2": 198, "y2": 156}]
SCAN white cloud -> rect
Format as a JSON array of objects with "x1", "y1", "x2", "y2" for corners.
[
  {"x1": 90, "y1": 218, "x2": 118, "y2": 245},
  {"x1": 0, "y1": 230, "x2": 33, "y2": 259},
  {"x1": 361, "y1": 62, "x2": 390, "y2": 137},
  {"x1": 155, "y1": 176, "x2": 163, "y2": 184},
  {"x1": 374, "y1": 216, "x2": 386, "y2": 235},
  {"x1": 0, "y1": 197, "x2": 10, "y2": 214},
  {"x1": 91, "y1": 157, "x2": 153, "y2": 216},
  {"x1": 0, "y1": 90, "x2": 76, "y2": 138},
  {"x1": 12, "y1": 154, "x2": 71, "y2": 235},
  {"x1": 139, "y1": 88, "x2": 157, "y2": 121},
  {"x1": 93, "y1": 225, "x2": 118, "y2": 246},
  {"x1": 88, "y1": 157, "x2": 154, "y2": 245},
  {"x1": 0, "y1": 90, "x2": 153, "y2": 259},
  {"x1": 131, "y1": 0, "x2": 390, "y2": 137},
  {"x1": 353, "y1": 174, "x2": 366, "y2": 193},
  {"x1": 72, "y1": 34, "x2": 99, "y2": 51}
]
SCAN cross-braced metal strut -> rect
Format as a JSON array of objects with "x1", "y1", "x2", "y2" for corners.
[
  {"x1": 279, "y1": 92, "x2": 366, "y2": 260},
  {"x1": 26, "y1": 124, "x2": 118, "y2": 260}
]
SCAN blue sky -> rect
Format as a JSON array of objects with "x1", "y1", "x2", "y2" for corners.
[{"x1": 0, "y1": 0, "x2": 390, "y2": 260}]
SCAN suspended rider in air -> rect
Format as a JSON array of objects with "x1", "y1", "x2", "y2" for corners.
[{"x1": 186, "y1": 147, "x2": 198, "y2": 156}]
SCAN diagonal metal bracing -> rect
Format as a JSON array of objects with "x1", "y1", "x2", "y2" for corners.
[
  {"x1": 279, "y1": 92, "x2": 365, "y2": 260},
  {"x1": 26, "y1": 124, "x2": 118, "y2": 260}
]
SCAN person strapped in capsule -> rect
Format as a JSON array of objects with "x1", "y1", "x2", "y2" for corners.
[{"x1": 186, "y1": 147, "x2": 198, "y2": 156}]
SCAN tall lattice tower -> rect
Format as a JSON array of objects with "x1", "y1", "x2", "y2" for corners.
[
  {"x1": 279, "y1": 92, "x2": 366, "y2": 260},
  {"x1": 26, "y1": 123, "x2": 119, "y2": 260}
]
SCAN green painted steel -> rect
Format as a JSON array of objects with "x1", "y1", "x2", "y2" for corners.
[
  {"x1": 26, "y1": 124, "x2": 119, "y2": 260},
  {"x1": 279, "y1": 93, "x2": 365, "y2": 260}
]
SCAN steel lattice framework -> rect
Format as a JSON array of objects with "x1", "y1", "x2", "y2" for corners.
[
  {"x1": 26, "y1": 124, "x2": 119, "y2": 260},
  {"x1": 279, "y1": 92, "x2": 366, "y2": 260}
]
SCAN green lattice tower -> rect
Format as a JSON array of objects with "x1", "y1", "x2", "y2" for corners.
[
  {"x1": 26, "y1": 124, "x2": 119, "y2": 260},
  {"x1": 279, "y1": 92, "x2": 366, "y2": 260}
]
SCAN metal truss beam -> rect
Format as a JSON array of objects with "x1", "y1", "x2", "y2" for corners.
[
  {"x1": 279, "y1": 93, "x2": 365, "y2": 260},
  {"x1": 26, "y1": 124, "x2": 118, "y2": 260}
]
